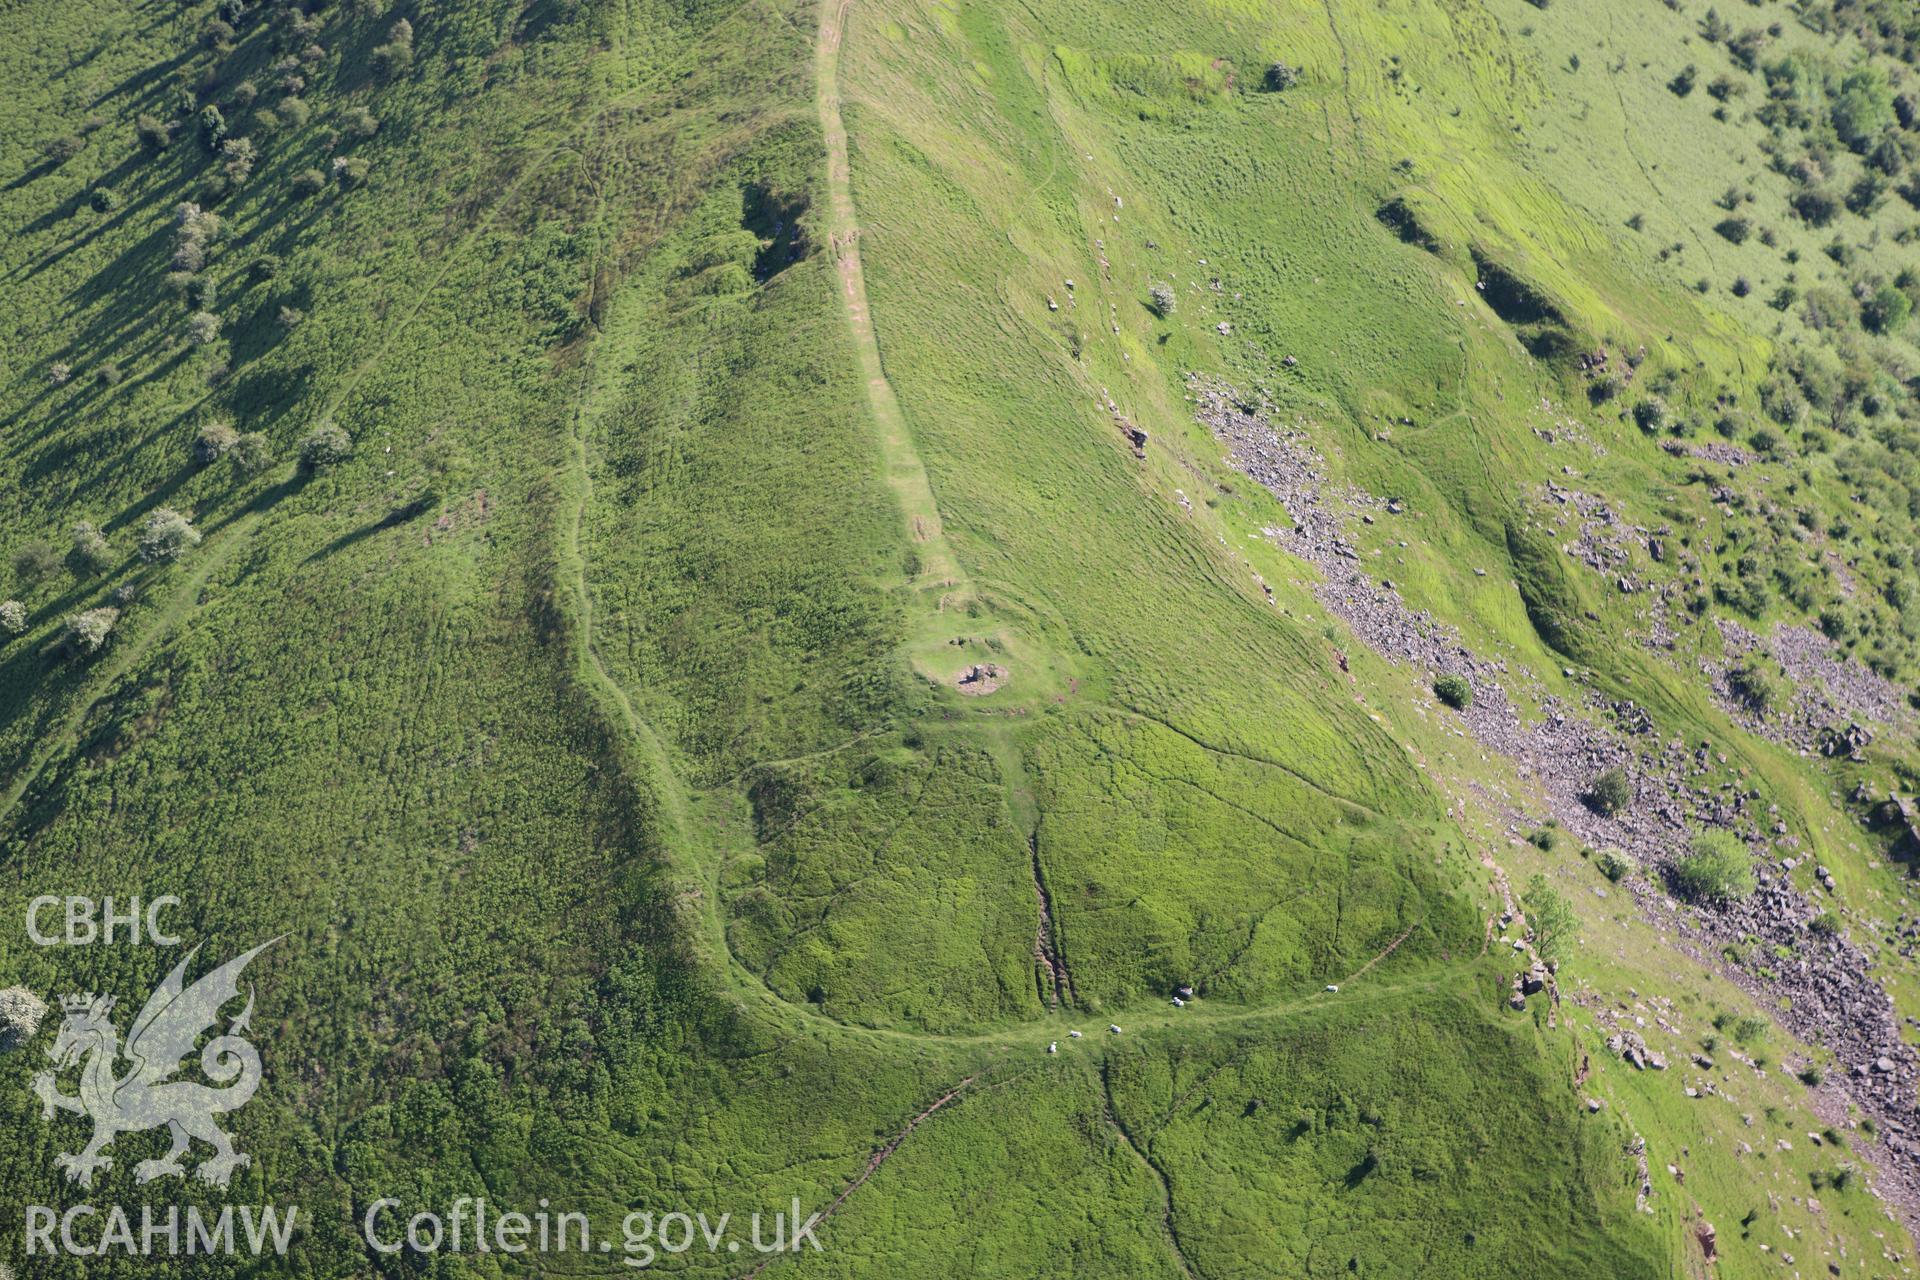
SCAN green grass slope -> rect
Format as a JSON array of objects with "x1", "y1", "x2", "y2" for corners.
[{"x1": 2, "y1": 0, "x2": 1918, "y2": 1275}]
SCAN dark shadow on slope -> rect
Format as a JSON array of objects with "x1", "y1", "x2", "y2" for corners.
[
  {"x1": 1376, "y1": 197, "x2": 1442, "y2": 253},
  {"x1": 1470, "y1": 246, "x2": 1579, "y2": 360},
  {"x1": 742, "y1": 182, "x2": 810, "y2": 282}
]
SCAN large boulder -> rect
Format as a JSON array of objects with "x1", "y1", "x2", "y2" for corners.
[{"x1": 0, "y1": 988, "x2": 48, "y2": 1052}]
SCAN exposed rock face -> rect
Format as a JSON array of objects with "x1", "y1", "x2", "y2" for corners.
[
  {"x1": 0, "y1": 988, "x2": 47, "y2": 1053},
  {"x1": 955, "y1": 663, "x2": 1008, "y2": 696}
]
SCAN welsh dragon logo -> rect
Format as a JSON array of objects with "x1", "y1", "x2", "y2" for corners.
[{"x1": 31, "y1": 940, "x2": 276, "y2": 1189}]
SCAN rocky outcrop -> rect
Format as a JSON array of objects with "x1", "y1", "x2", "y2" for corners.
[
  {"x1": 1198, "y1": 377, "x2": 1920, "y2": 1204},
  {"x1": 0, "y1": 988, "x2": 47, "y2": 1053}
]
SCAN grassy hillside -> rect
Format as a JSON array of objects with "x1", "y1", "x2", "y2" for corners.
[{"x1": 3, "y1": 0, "x2": 1920, "y2": 1275}]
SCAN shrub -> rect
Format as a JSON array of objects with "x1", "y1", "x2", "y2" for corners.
[
  {"x1": 187, "y1": 311, "x2": 222, "y2": 346},
  {"x1": 137, "y1": 508, "x2": 201, "y2": 563},
  {"x1": 291, "y1": 167, "x2": 327, "y2": 196},
  {"x1": 1263, "y1": 62, "x2": 1299, "y2": 92},
  {"x1": 1727, "y1": 661, "x2": 1785, "y2": 714},
  {"x1": 333, "y1": 156, "x2": 370, "y2": 189},
  {"x1": 195, "y1": 420, "x2": 240, "y2": 463},
  {"x1": 231, "y1": 432, "x2": 274, "y2": 476},
  {"x1": 1632, "y1": 398, "x2": 1668, "y2": 433},
  {"x1": 1799, "y1": 1064, "x2": 1824, "y2": 1087},
  {"x1": 249, "y1": 253, "x2": 283, "y2": 281},
  {"x1": 1714, "y1": 216, "x2": 1752, "y2": 244},
  {"x1": 89, "y1": 187, "x2": 119, "y2": 213},
  {"x1": 299, "y1": 422, "x2": 353, "y2": 470},
  {"x1": 67, "y1": 522, "x2": 113, "y2": 576},
  {"x1": 198, "y1": 104, "x2": 228, "y2": 152},
  {"x1": 1848, "y1": 174, "x2": 1886, "y2": 216},
  {"x1": 1809, "y1": 912, "x2": 1840, "y2": 937},
  {"x1": 1597, "y1": 849, "x2": 1631, "y2": 882},
  {"x1": 0, "y1": 600, "x2": 26, "y2": 634},
  {"x1": 11, "y1": 540, "x2": 60, "y2": 584},
  {"x1": 1668, "y1": 65, "x2": 1698, "y2": 97},
  {"x1": 1433, "y1": 672, "x2": 1473, "y2": 709},
  {"x1": 1585, "y1": 766, "x2": 1633, "y2": 817},
  {"x1": 63, "y1": 607, "x2": 120, "y2": 656},
  {"x1": 1862, "y1": 283, "x2": 1912, "y2": 335},
  {"x1": 1790, "y1": 187, "x2": 1841, "y2": 227},
  {"x1": 136, "y1": 113, "x2": 172, "y2": 151},
  {"x1": 1672, "y1": 830, "x2": 1756, "y2": 903},
  {"x1": 41, "y1": 134, "x2": 85, "y2": 164}
]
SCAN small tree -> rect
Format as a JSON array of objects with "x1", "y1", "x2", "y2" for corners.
[
  {"x1": 0, "y1": 600, "x2": 26, "y2": 635},
  {"x1": 221, "y1": 137, "x2": 256, "y2": 185},
  {"x1": 1632, "y1": 398, "x2": 1668, "y2": 433},
  {"x1": 291, "y1": 167, "x2": 327, "y2": 197},
  {"x1": 90, "y1": 187, "x2": 120, "y2": 213},
  {"x1": 372, "y1": 18, "x2": 415, "y2": 79},
  {"x1": 63, "y1": 607, "x2": 121, "y2": 656},
  {"x1": 1671, "y1": 830, "x2": 1756, "y2": 903},
  {"x1": 47, "y1": 362, "x2": 71, "y2": 387},
  {"x1": 187, "y1": 311, "x2": 222, "y2": 346},
  {"x1": 195, "y1": 420, "x2": 240, "y2": 464},
  {"x1": 1148, "y1": 283, "x2": 1176, "y2": 317},
  {"x1": 231, "y1": 432, "x2": 275, "y2": 476},
  {"x1": 1523, "y1": 873, "x2": 1575, "y2": 966},
  {"x1": 1597, "y1": 849, "x2": 1631, "y2": 883},
  {"x1": 137, "y1": 508, "x2": 201, "y2": 563},
  {"x1": 1862, "y1": 283, "x2": 1912, "y2": 335},
  {"x1": 1585, "y1": 766, "x2": 1632, "y2": 817},
  {"x1": 68, "y1": 522, "x2": 113, "y2": 576},
  {"x1": 198, "y1": 104, "x2": 228, "y2": 152},
  {"x1": 299, "y1": 423, "x2": 352, "y2": 471},
  {"x1": 333, "y1": 156, "x2": 370, "y2": 189},
  {"x1": 1263, "y1": 62, "x2": 1299, "y2": 92},
  {"x1": 11, "y1": 540, "x2": 60, "y2": 585},
  {"x1": 342, "y1": 106, "x2": 379, "y2": 140},
  {"x1": 1433, "y1": 673, "x2": 1473, "y2": 710},
  {"x1": 279, "y1": 97, "x2": 311, "y2": 129}
]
